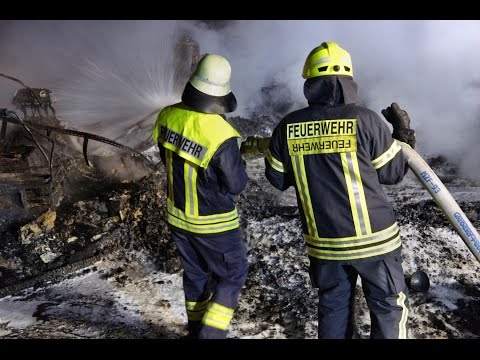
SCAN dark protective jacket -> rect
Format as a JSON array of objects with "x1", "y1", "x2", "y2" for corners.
[
  {"x1": 153, "y1": 102, "x2": 247, "y2": 235},
  {"x1": 265, "y1": 75, "x2": 408, "y2": 263}
]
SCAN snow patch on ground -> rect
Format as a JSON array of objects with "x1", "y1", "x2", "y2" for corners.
[{"x1": 0, "y1": 153, "x2": 479, "y2": 339}]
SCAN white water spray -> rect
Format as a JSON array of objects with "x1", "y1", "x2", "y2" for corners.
[{"x1": 0, "y1": 20, "x2": 199, "y2": 151}]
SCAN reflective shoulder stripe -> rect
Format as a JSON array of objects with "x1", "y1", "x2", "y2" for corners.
[
  {"x1": 153, "y1": 104, "x2": 240, "y2": 168},
  {"x1": 371, "y1": 140, "x2": 402, "y2": 169},
  {"x1": 265, "y1": 148, "x2": 288, "y2": 173}
]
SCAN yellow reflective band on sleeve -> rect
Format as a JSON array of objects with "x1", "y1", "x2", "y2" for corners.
[
  {"x1": 166, "y1": 150, "x2": 174, "y2": 202},
  {"x1": 397, "y1": 291, "x2": 409, "y2": 339},
  {"x1": 202, "y1": 302, "x2": 235, "y2": 331},
  {"x1": 341, "y1": 152, "x2": 371, "y2": 236},
  {"x1": 292, "y1": 155, "x2": 318, "y2": 238},
  {"x1": 167, "y1": 200, "x2": 239, "y2": 234},
  {"x1": 371, "y1": 140, "x2": 402, "y2": 169},
  {"x1": 186, "y1": 297, "x2": 211, "y2": 321},
  {"x1": 305, "y1": 223, "x2": 401, "y2": 260},
  {"x1": 184, "y1": 161, "x2": 199, "y2": 216},
  {"x1": 287, "y1": 119, "x2": 357, "y2": 156},
  {"x1": 265, "y1": 149, "x2": 287, "y2": 173}
]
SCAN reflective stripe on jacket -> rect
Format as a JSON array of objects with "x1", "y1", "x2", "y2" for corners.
[
  {"x1": 153, "y1": 102, "x2": 247, "y2": 234},
  {"x1": 265, "y1": 76, "x2": 408, "y2": 263}
]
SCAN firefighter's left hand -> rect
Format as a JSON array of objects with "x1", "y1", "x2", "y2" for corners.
[
  {"x1": 392, "y1": 127, "x2": 416, "y2": 149},
  {"x1": 381, "y1": 102, "x2": 411, "y2": 129},
  {"x1": 240, "y1": 136, "x2": 261, "y2": 157},
  {"x1": 381, "y1": 102, "x2": 416, "y2": 149},
  {"x1": 240, "y1": 136, "x2": 271, "y2": 157}
]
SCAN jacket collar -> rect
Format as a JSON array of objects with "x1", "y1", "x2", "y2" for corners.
[{"x1": 303, "y1": 75, "x2": 359, "y2": 107}]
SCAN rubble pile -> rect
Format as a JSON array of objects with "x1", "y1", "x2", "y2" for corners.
[
  {"x1": 0, "y1": 153, "x2": 479, "y2": 339},
  {"x1": 0, "y1": 169, "x2": 181, "y2": 293}
]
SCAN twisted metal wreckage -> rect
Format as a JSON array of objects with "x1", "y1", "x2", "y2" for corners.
[
  {"x1": 0, "y1": 35, "x2": 203, "y2": 297},
  {"x1": 0, "y1": 73, "x2": 156, "y2": 218},
  {"x1": 0, "y1": 74, "x2": 164, "y2": 296},
  {"x1": 0, "y1": 34, "x2": 201, "y2": 221}
]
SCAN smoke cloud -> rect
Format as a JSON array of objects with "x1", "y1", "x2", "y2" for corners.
[{"x1": 1, "y1": 20, "x2": 479, "y2": 179}]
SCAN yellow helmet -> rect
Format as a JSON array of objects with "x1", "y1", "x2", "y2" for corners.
[{"x1": 302, "y1": 42, "x2": 353, "y2": 79}]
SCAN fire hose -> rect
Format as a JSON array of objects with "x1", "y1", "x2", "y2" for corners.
[{"x1": 399, "y1": 141, "x2": 480, "y2": 263}]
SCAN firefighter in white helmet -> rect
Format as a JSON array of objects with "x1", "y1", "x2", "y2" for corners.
[
  {"x1": 153, "y1": 54, "x2": 248, "y2": 339},
  {"x1": 265, "y1": 41, "x2": 415, "y2": 338}
]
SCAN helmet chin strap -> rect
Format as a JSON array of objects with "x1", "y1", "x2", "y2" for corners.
[
  {"x1": 181, "y1": 54, "x2": 237, "y2": 114},
  {"x1": 181, "y1": 82, "x2": 237, "y2": 114}
]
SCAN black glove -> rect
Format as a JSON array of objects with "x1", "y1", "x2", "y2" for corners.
[
  {"x1": 381, "y1": 102, "x2": 416, "y2": 149},
  {"x1": 240, "y1": 136, "x2": 257, "y2": 155},
  {"x1": 240, "y1": 136, "x2": 271, "y2": 156},
  {"x1": 392, "y1": 127, "x2": 416, "y2": 149}
]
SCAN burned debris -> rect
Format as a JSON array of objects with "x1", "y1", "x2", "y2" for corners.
[
  {"x1": 0, "y1": 74, "x2": 162, "y2": 296},
  {"x1": 0, "y1": 34, "x2": 202, "y2": 297},
  {"x1": 0, "y1": 74, "x2": 156, "y2": 227}
]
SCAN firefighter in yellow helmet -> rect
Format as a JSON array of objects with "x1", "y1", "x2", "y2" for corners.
[
  {"x1": 264, "y1": 42, "x2": 415, "y2": 338},
  {"x1": 153, "y1": 54, "x2": 248, "y2": 339}
]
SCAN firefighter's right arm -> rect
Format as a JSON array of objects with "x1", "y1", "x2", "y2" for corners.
[
  {"x1": 264, "y1": 123, "x2": 293, "y2": 191},
  {"x1": 367, "y1": 111, "x2": 409, "y2": 185},
  {"x1": 212, "y1": 137, "x2": 248, "y2": 196}
]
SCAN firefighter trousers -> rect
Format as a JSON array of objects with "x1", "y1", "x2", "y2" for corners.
[
  {"x1": 170, "y1": 227, "x2": 248, "y2": 339},
  {"x1": 309, "y1": 249, "x2": 409, "y2": 339}
]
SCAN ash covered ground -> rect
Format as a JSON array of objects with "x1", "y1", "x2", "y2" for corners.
[{"x1": 0, "y1": 150, "x2": 479, "y2": 340}]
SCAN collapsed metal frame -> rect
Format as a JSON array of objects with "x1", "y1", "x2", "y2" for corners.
[{"x1": 0, "y1": 72, "x2": 156, "y2": 185}]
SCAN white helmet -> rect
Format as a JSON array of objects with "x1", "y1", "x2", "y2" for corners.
[
  {"x1": 182, "y1": 53, "x2": 237, "y2": 114},
  {"x1": 190, "y1": 54, "x2": 232, "y2": 96}
]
